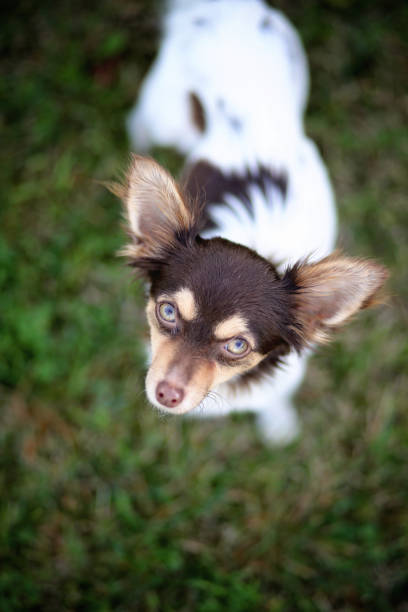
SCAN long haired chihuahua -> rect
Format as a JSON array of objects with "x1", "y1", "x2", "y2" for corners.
[{"x1": 117, "y1": 0, "x2": 387, "y2": 442}]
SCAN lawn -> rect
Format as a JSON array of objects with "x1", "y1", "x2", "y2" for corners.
[{"x1": 1, "y1": 0, "x2": 408, "y2": 610}]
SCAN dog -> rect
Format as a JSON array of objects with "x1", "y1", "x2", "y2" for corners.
[{"x1": 117, "y1": 0, "x2": 387, "y2": 442}]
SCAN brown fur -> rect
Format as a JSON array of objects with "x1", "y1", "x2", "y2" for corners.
[
  {"x1": 181, "y1": 159, "x2": 288, "y2": 232},
  {"x1": 189, "y1": 92, "x2": 206, "y2": 133}
]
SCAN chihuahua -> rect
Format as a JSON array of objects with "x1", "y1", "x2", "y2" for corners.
[{"x1": 118, "y1": 0, "x2": 387, "y2": 442}]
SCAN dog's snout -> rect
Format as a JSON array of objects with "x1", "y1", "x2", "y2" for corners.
[{"x1": 155, "y1": 381, "x2": 184, "y2": 408}]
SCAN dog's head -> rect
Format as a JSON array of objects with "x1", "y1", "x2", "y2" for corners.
[{"x1": 118, "y1": 156, "x2": 388, "y2": 414}]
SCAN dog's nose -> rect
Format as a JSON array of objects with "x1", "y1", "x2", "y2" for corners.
[{"x1": 155, "y1": 381, "x2": 184, "y2": 408}]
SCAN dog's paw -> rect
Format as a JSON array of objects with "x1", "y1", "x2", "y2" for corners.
[{"x1": 256, "y1": 402, "x2": 300, "y2": 445}]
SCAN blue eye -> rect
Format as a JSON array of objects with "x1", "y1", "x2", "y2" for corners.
[
  {"x1": 158, "y1": 302, "x2": 177, "y2": 323},
  {"x1": 225, "y1": 338, "x2": 249, "y2": 356}
]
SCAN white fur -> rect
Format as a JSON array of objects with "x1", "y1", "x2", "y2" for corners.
[{"x1": 128, "y1": 0, "x2": 337, "y2": 443}]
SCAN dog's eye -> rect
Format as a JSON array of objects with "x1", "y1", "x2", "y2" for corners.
[
  {"x1": 224, "y1": 337, "x2": 249, "y2": 356},
  {"x1": 158, "y1": 302, "x2": 177, "y2": 324}
]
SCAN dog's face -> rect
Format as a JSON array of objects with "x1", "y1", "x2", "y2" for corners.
[
  {"x1": 144, "y1": 237, "x2": 297, "y2": 413},
  {"x1": 117, "y1": 156, "x2": 388, "y2": 414}
]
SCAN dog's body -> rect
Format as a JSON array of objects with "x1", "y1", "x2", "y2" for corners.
[{"x1": 121, "y1": 0, "x2": 387, "y2": 442}]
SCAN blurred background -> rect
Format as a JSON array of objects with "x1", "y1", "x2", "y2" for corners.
[{"x1": 1, "y1": 0, "x2": 407, "y2": 609}]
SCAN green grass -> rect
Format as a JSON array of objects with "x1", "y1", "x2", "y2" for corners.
[{"x1": 1, "y1": 1, "x2": 408, "y2": 610}]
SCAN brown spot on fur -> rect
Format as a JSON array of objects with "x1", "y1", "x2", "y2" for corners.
[
  {"x1": 182, "y1": 159, "x2": 288, "y2": 231},
  {"x1": 189, "y1": 91, "x2": 206, "y2": 132}
]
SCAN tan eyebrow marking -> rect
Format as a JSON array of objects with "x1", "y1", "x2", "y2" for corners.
[
  {"x1": 173, "y1": 288, "x2": 198, "y2": 321},
  {"x1": 214, "y1": 314, "x2": 251, "y2": 340}
]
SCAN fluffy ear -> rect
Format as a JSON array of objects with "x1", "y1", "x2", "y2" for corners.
[
  {"x1": 115, "y1": 155, "x2": 200, "y2": 268},
  {"x1": 285, "y1": 253, "x2": 388, "y2": 345}
]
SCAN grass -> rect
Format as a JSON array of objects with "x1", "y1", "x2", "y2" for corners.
[{"x1": 1, "y1": 0, "x2": 408, "y2": 610}]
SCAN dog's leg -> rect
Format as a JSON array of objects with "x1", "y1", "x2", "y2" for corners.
[{"x1": 256, "y1": 398, "x2": 300, "y2": 445}]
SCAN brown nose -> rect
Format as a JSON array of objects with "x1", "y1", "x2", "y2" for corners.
[{"x1": 155, "y1": 381, "x2": 184, "y2": 408}]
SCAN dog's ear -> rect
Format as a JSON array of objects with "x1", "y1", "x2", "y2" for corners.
[
  {"x1": 285, "y1": 253, "x2": 388, "y2": 345},
  {"x1": 116, "y1": 155, "x2": 200, "y2": 268}
]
